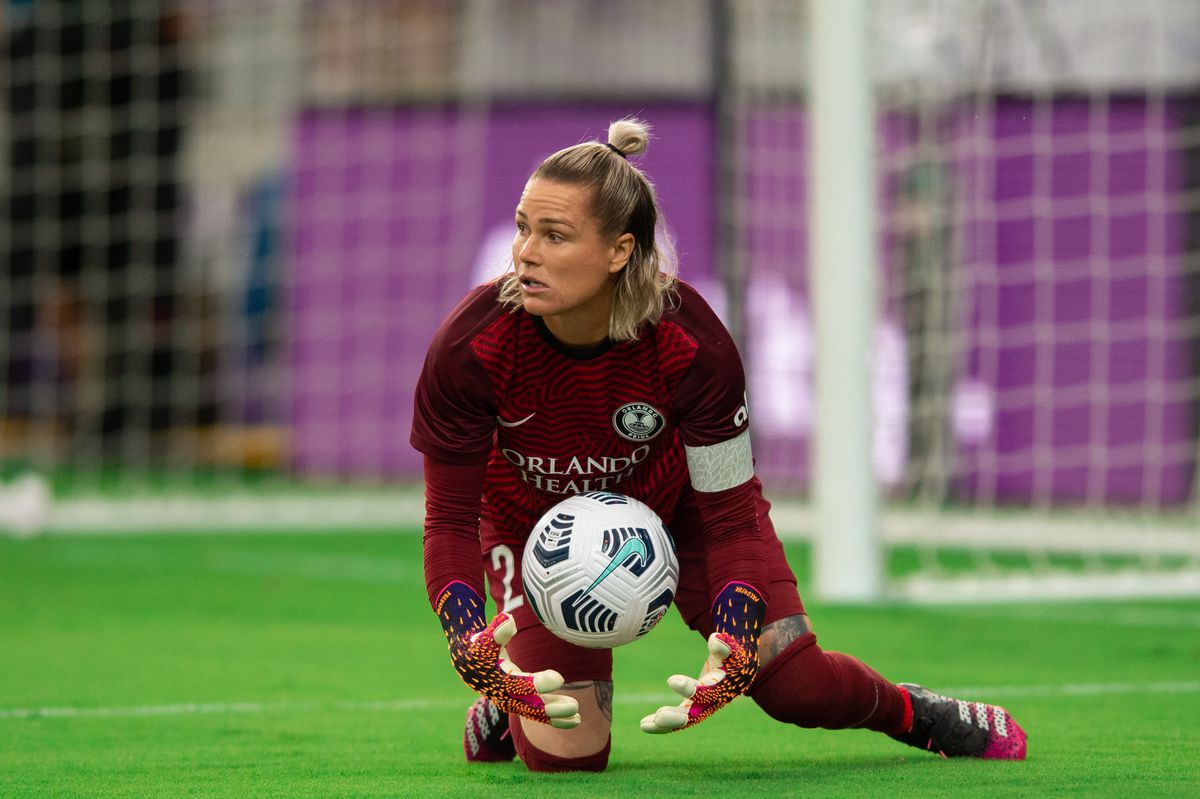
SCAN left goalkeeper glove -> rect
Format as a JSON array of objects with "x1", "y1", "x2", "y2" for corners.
[
  {"x1": 640, "y1": 581, "x2": 765, "y2": 733},
  {"x1": 436, "y1": 581, "x2": 581, "y2": 729}
]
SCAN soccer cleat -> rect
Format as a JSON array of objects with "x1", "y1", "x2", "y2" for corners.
[
  {"x1": 463, "y1": 695, "x2": 515, "y2": 763},
  {"x1": 892, "y1": 684, "x2": 1027, "y2": 760}
]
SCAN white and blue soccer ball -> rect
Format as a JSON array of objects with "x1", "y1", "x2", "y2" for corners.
[{"x1": 521, "y1": 492, "x2": 679, "y2": 649}]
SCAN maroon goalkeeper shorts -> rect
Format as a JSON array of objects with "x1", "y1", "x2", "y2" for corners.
[{"x1": 481, "y1": 478, "x2": 806, "y2": 683}]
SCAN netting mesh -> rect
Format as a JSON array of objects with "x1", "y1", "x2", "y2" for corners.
[
  {"x1": 2, "y1": 1, "x2": 1199, "y2": 595},
  {"x1": 727, "y1": 1, "x2": 1200, "y2": 594}
]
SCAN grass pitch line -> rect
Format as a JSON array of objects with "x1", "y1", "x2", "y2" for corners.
[
  {"x1": 45, "y1": 492, "x2": 427, "y2": 533},
  {"x1": 42, "y1": 542, "x2": 421, "y2": 584},
  {"x1": 939, "y1": 604, "x2": 1200, "y2": 630},
  {"x1": 4, "y1": 681, "x2": 1199, "y2": 721},
  {"x1": 0, "y1": 696, "x2": 662, "y2": 720},
  {"x1": 0, "y1": 701, "x2": 283, "y2": 719},
  {"x1": 941, "y1": 680, "x2": 1200, "y2": 699}
]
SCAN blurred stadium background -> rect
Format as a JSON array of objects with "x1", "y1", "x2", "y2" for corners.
[{"x1": 2, "y1": 0, "x2": 1199, "y2": 602}]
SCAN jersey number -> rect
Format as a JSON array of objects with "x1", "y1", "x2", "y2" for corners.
[{"x1": 491, "y1": 545, "x2": 525, "y2": 614}]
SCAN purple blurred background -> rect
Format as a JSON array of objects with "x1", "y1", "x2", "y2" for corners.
[{"x1": 287, "y1": 99, "x2": 1197, "y2": 506}]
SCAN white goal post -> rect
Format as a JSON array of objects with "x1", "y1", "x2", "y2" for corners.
[
  {"x1": 800, "y1": 0, "x2": 1200, "y2": 601},
  {"x1": 809, "y1": 0, "x2": 883, "y2": 601}
]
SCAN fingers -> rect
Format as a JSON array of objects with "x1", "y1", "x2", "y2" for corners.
[
  {"x1": 473, "y1": 614, "x2": 584, "y2": 729},
  {"x1": 707, "y1": 632, "x2": 732, "y2": 660},
  {"x1": 490, "y1": 614, "x2": 517, "y2": 647},
  {"x1": 642, "y1": 674, "x2": 701, "y2": 733},
  {"x1": 530, "y1": 668, "x2": 564, "y2": 693},
  {"x1": 640, "y1": 705, "x2": 689, "y2": 734},
  {"x1": 497, "y1": 659, "x2": 565, "y2": 695},
  {"x1": 640, "y1": 634, "x2": 750, "y2": 734},
  {"x1": 667, "y1": 674, "x2": 699, "y2": 699},
  {"x1": 528, "y1": 671, "x2": 578, "y2": 727},
  {"x1": 496, "y1": 659, "x2": 579, "y2": 727},
  {"x1": 542, "y1": 694, "x2": 581, "y2": 729}
]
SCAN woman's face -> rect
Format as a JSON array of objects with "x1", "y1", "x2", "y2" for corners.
[{"x1": 512, "y1": 178, "x2": 634, "y2": 347}]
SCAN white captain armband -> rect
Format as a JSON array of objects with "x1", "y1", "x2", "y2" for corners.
[{"x1": 684, "y1": 430, "x2": 754, "y2": 492}]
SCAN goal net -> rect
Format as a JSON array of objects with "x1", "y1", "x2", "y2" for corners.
[
  {"x1": 0, "y1": 0, "x2": 713, "y2": 531},
  {"x1": 881, "y1": 1, "x2": 1200, "y2": 600},
  {"x1": 733, "y1": 0, "x2": 1200, "y2": 599},
  {"x1": 2, "y1": 1, "x2": 1198, "y2": 601}
]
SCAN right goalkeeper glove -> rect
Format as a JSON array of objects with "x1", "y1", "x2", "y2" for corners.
[
  {"x1": 435, "y1": 581, "x2": 581, "y2": 729},
  {"x1": 640, "y1": 581, "x2": 765, "y2": 733}
]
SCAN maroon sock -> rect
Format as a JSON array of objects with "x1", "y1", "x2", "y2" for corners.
[
  {"x1": 508, "y1": 715, "x2": 611, "y2": 773},
  {"x1": 749, "y1": 632, "x2": 911, "y2": 734}
]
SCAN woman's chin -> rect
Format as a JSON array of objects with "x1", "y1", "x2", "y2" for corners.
[{"x1": 520, "y1": 297, "x2": 553, "y2": 317}]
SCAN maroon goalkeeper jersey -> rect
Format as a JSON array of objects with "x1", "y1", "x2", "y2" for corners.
[{"x1": 412, "y1": 280, "x2": 765, "y2": 603}]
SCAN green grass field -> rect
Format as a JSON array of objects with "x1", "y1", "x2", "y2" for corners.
[{"x1": 2, "y1": 529, "x2": 1198, "y2": 798}]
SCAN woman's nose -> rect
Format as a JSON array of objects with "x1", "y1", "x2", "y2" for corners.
[{"x1": 517, "y1": 236, "x2": 539, "y2": 264}]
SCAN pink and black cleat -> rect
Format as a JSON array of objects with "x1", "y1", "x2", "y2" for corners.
[
  {"x1": 463, "y1": 695, "x2": 515, "y2": 763},
  {"x1": 891, "y1": 684, "x2": 1027, "y2": 760}
]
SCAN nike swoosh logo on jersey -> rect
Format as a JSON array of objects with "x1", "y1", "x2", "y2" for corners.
[
  {"x1": 581, "y1": 537, "x2": 647, "y2": 597},
  {"x1": 497, "y1": 412, "x2": 536, "y2": 428}
]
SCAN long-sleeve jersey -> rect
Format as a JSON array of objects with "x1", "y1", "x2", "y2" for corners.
[{"x1": 411, "y1": 279, "x2": 767, "y2": 608}]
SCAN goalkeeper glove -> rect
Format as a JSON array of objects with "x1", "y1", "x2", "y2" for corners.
[
  {"x1": 640, "y1": 581, "x2": 765, "y2": 733},
  {"x1": 435, "y1": 581, "x2": 581, "y2": 729}
]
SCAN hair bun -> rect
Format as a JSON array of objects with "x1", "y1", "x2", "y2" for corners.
[{"x1": 607, "y1": 118, "x2": 650, "y2": 158}]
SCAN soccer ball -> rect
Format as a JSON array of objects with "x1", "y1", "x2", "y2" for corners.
[{"x1": 521, "y1": 492, "x2": 679, "y2": 649}]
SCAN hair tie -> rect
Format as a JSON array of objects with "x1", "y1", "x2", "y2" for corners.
[{"x1": 605, "y1": 142, "x2": 627, "y2": 159}]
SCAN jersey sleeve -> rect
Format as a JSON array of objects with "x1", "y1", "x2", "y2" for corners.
[
  {"x1": 410, "y1": 287, "x2": 499, "y2": 465},
  {"x1": 670, "y1": 288, "x2": 768, "y2": 602},
  {"x1": 413, "y1": 287, "x2": 500, "y2": 608},
  {"x1": 422, "y1": 455, "x2": 488, "y2": 607}
]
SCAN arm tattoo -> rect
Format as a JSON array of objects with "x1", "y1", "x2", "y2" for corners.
[
  {"x1": 560, "y1": 680, "x2": 615, "y2": 722},
  {"x1": 758, "y1": 613, "x2": 812, "y2": 666}
]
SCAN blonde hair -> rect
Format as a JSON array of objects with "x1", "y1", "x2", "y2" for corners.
[{"x1": 497, "y1": 118, "x2": 678, "y2": 341}]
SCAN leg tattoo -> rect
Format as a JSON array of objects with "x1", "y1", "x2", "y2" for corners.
[
  {"x1": 758, "y1": 613, "x2": 812, "y2": 667},
  {"x1": 561, "y1": 681, "x2": 614, "y2": 722}
]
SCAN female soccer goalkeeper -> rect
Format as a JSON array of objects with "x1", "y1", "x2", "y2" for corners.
[{"x1": 411, "y1": 118, "x2": 1027, "y2": 772}]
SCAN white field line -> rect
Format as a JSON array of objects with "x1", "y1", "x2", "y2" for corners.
[
  {"x1": 27, "y1": 496, "x2": 1200, "y2": 599},
  {"x1": 935, "y1": 605, "x2": 1200, "y2": 630},
  {"x1": 37, "y1": 494, "x2": 1200, "y2": 556},
  {"x1": 41, "y1": 543, "x2": 422, "y2": 585},
  {"x1": 41, "y1": 493, "x2": 428, "y2": 534},
  {"x1": 4, "y1": 681, "x2": 1199, "y2": 722},
  {"x1": 0, "y1": 695, "x2": 668, "y2": 721},
  {"x1": 894, "y1": 570, "x2": 1200, "y2": 602},
  {"x1": 936, "y1": 681, "x2": 1200, "y2": 699}
]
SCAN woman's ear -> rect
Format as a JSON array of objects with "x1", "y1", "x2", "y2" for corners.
[{"x1": 609, "y1": 233, "x2": 635, "y2": 274}]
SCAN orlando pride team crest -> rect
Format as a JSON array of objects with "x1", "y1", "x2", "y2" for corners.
[{"x1": 613, "y1": 402, "x2": 665, "y2": 442}]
